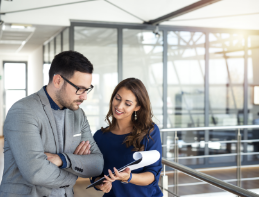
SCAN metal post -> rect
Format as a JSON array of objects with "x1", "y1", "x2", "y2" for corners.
[
  {"x1": 163, "y1": 29, "x2": 168, "y2": 129},
  {"x1": 117, "y1": 28, "x2": 123, "y2": 82},
  {"x1": 236, "y1": 128, "x2": 241, "y2": 196},
  {"x1": 69, "y1": 25, "x2": 74, "y2": 51},
  {"x1": 174, "y1": 131, "x2": 179, "y2": 195},
  {"x1": 162, "y1": 29, "x2": 168, "y2": 159},
  {"x1": 204, "y1": 32, "x2": 210, "y2": 165},
  {"x1": 243, "y1": 35, "x2": 248, "y2": 162},
  {"x1": 161, "y1": 164, "x2": 168, "y2": 197}
]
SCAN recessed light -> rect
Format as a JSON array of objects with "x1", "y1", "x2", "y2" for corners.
[{"x1": 11, "y1": 24, "x2": 32, "y2": 29}]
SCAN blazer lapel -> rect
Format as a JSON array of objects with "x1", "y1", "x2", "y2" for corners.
[
  {"x1": 64, "y1": 109, "x2": 74, "y2": 153},
  {"x1": 37, "y1": 88, "x2": 59, "y2": 153}
]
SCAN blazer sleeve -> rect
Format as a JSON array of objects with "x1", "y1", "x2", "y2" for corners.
[
  {"x1": 63, "y1": 109, "x2": 104, "y2": 178},
  {"x1": 4, "y1": 103, "x2": 78, "y2": 189}
]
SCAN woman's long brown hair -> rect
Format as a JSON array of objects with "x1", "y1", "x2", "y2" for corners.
[{"x1": 101, "y1": 78, "x2": 154, "y2": 151}]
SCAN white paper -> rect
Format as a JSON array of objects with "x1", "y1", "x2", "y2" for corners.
[
  {"x1": 86, "y1": 150, "x2": 160, "y2": 189},
  {"x1": 119, "y1": 150, "x2": 160, "y2": 172}
]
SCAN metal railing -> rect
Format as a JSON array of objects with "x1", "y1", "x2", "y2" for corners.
[
  {"x1": 160, "y1": 125, "x2": 259, "y2": 197},
  {"x1": 161, "y1": 158, "x2": 259, "y2": 197}
]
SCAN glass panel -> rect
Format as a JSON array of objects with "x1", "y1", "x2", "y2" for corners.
[
  {"x1": 248, "y1": 35, "x2": 259, "y2": 126},
  {"x1": 56, "y1": 34, "x2": 61, "y2": 55},
  {"x1": 43, "y1": 64, "x2": 51, "y2": 86},
  {"x1": 5, "y1": 90, "x2": 26, "y2": 115},
  {"x1": 4, "y1": 63, "x2": 26, "y2": 89},
  {"x1": 209, "y1": 33, "x2": 245, "y2": 126},
  {"x1": 43, "y1": 44, "x2": 49, "y2": 63},
  {"x1": 123, "y1": 29, "x2": 163, "y2": 128},
  {"x1": 49, "y1": 39, "x2": 54, "y2": 62},
  {"x1": 165, "y1": 31, "x2": 205, "y2": 166},
  {"x1": 168, "y1": 31, "x2": 205, "y2": 129},
  {"x1": 247, "y1": 128, "x2": 259, "y2": 162},
  {"x1": 177, "y1": 130, "x2": 206, "y2": 163},
  {"x1": 74, "y1": 27, "x2": 117, "y2": 132},
  {"x1": 63, "y1": 28, "x2": 69, "y2": 51}
]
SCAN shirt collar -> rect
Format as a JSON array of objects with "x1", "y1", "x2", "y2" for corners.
[{"x1": 43, "y1": 86, "x2": 66, "y2": 110}]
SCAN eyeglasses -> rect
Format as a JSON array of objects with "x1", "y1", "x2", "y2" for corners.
[{"x1": 60, "y1": 75, "x2": 94, "y2": 95}]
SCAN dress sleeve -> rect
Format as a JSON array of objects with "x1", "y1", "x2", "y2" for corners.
[{"x1": 141, "y1": 124, "x2": 162, "y2": 184}]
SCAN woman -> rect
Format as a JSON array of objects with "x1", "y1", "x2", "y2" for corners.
[{"x1": 92, "y1": 78, "x2": 163, "y2": 197}]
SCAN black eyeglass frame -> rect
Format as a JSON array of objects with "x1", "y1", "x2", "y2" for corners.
[{"x1": 60, "y1": 75, "x2": 94, "y2": 95}]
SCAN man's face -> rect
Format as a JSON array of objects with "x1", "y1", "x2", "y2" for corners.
[{"x1": 56, "y1": 71, "x2": 92, "y2": 111}]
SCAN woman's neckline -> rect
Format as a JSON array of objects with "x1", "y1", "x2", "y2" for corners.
[{"x1": 110, "y1": 130, "x2": 132, "y2": 136}]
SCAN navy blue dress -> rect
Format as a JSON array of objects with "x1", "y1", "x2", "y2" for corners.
[{"x1": 92, "y1": 124, "x2": 163, "y2": 197}]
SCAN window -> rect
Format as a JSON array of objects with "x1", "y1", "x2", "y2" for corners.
[{"x1": 3, "y1": 62, "x2": 27, "y2": 116}]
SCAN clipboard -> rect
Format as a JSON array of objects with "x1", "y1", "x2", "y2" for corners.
[{"x1": 86, "y1": 158, "x2": 142, "y2": 189}]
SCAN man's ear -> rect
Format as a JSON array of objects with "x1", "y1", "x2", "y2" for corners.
[{"x1": 52, "y1": 75, "x2": 63, "y2": 89}]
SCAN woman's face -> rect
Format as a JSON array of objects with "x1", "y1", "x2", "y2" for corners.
[{"x1": 112, "y1": 87, "x2": 140, "y2": 121}]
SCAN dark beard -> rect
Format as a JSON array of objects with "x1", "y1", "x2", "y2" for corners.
[{"x1": 56, "y1": 85, "x2": 84, "y2": 111}]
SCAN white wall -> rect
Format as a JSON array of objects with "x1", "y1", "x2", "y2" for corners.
[
  {"x1": 28, "y1": 46, "x2": 43, "y2": 95},
  {"x1": 0, "y1": 47, "x2": 43, "y2": 136}
]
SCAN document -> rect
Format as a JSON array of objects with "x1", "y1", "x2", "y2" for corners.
[{"x1": 86, "y1": 150, "x2": 160, "y2": 189}]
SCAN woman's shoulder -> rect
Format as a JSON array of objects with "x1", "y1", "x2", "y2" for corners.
[
  {"x1": 143, "y1": 123, "x2": 160, "y2": 141},
  {"x1": 93, "y1": 128, "x2": 108, "y2": 139},
  {"x1": 149, "y1": 123, "x2": 160, "y2": 136}
]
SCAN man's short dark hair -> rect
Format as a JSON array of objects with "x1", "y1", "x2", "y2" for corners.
[{"x1": 49, "y1": 51, "x2": 93, "y2": 83}]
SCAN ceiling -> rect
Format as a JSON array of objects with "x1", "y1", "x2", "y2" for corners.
[{"x1": 0, "y1": 0, "x2": 259, "y2": 55}]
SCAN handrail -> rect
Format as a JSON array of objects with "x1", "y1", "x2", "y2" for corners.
[
  {"x1": 162, "y1": 158, "x2": 259, "y2": 197},
  {"x1": 161, "y1": 125, "x2": 259, "y2": 132}
]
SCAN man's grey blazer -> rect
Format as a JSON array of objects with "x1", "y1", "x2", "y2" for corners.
[{"x1": 0, "y1": 88, "x2": 104, "y2": 197}]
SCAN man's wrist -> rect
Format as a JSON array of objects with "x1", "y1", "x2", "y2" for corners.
[{"x1": 57, "y1": 153, "x2": 66, "y2": 168}]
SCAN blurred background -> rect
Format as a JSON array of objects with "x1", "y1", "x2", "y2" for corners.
[{"x1": 0, "y1": 0, "x2": 259, "y2": 196}]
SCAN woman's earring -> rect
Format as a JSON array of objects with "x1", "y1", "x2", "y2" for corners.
[{"x1": 135, "y1": 111, "x2": 137, "y2": 120}]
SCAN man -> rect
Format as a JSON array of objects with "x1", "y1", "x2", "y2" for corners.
[{"x1": 0, "y1": 51, "x2": 104, "y2": 197}]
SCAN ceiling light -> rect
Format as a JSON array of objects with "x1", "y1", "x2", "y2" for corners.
[
  {"x1": 11, "y1": 24, "x2": 32, "y2": 29},
  {"x1": 11, "y1": 25, "x2": 25, "y2": 29},
  {"x1": 153, "y1": 25, "x2": 160, "y2": 38}
]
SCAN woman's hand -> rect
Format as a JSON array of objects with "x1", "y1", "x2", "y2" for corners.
[
  {"x1": 95, "y1": 181, "x2": 112, "y2": 193},
  {"x1": 45, "y1": 153, "x2": 62, "y2": 167},
  {"x1": 74, "y1": 141, "x2": 91, "y2": 155},
  {"x1": 104, "y1": 167, "x2": 131, "y2": 183}
]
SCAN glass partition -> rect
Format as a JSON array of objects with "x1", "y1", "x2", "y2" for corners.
[
  {"x1": 74, "y1": 27, "x2": 117, "y2": 132},
  {"x1": 209, "y1": 33, "x2": 245, "y2": 126},
  {"x1": 167, "y1": 31, "x2": 205, "y2": 129},
  {"x1": 123, "y1": 29, "x2": 163, "y2": 127}
]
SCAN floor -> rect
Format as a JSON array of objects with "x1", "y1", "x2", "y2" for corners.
[{"x1": 0, "y1": 137, "x2": 258, "y2": 197}]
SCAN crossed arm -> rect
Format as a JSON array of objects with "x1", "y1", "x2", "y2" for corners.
[{"x1": 45, "y1": 140, "x2": 91, "y2": 166}]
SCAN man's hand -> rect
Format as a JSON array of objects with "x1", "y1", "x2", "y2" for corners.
[
  {"x1": 73, "y1": 141, "x2": 91, "y2": 155},
  {"x1": 45, "y1": 153, "x2": 63, "y2": 167}
]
